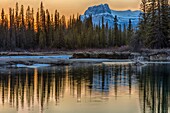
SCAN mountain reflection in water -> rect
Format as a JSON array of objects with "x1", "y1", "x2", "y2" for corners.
[{"x1": 0, "y1": 63, "x2": 169, "y2": 113}]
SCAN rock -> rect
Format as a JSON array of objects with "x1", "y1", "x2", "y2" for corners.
[
  {"x1": 149, "y1": 51, "x2": 169, "y2": 61},
  {"x1": 72, "y1": 52, "x2": 131, "y2": 59},
  {"x1": 133, "y1": 61, "x2": 145, "y2": 66}
]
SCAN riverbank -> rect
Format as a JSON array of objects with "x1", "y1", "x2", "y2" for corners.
[
  {"x1": 0, "y1": 56, "x2": 130, "y2": 68},
  {"x1": 0, "y1": 48, "x2": 170, "y2": 68},
  {"x1": 72, "y1": 49, "x2": 170, "y2": 61},
  {"x1": 0, "y1": 47, "x2": 129, "y2": 56}
]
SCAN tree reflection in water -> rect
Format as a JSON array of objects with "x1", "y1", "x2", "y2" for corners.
[
  {"x1": 0, "y1": 63, "x2": 169, "y2": 113},
  {"x1": 138, "y1": 64, "x2": 170, "y2": 113}
]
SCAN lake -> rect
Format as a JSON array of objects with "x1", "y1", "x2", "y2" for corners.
[{"x1": 0, "y1": 63, "x2": 169, "y2": 113}]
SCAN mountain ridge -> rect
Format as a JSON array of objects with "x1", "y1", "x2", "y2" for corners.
[{"x1": 81, "y1": 4, "x2": 141, "y2": 29}]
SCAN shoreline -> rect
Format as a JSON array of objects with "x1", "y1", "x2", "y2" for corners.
[
  {"x1": 0, "y1": 48, "x2": 122, "y2": 56},
  {"x1": 0, "y1": 49, "x2": 170, "y2": 68}
]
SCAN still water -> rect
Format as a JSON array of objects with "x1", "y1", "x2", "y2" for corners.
[{"x1": 0, "y1": 63, "x2": 169, "y2": 113}]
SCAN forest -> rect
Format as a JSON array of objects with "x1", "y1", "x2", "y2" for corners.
[
  {"x1": 0, "y1": 0, "x2": 169, "y2": 51},
  {"x1": 133, "y1": 0, "x2": 170, "y2": 49}
]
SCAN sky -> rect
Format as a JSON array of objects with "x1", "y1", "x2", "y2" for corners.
[{"x1": 0, "y1": 0, "x2": 141, "y2": 19}]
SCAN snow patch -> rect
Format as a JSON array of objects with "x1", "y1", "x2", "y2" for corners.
[
  {"x1": 81, "y1": 4, "x2": 141, "y2": 29},
  {"x1": 12, "y1": 64, "x2": 50, "y2": 68}
]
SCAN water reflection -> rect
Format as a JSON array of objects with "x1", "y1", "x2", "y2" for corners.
[
  {"x1": 0, "y1": 63, "x2": 169, "y2": 113},
  {"x1": 138, "y1": 64, "x2": 170, "y2": 113}
]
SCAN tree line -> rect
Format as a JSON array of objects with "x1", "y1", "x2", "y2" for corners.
[
  {"x1": 0, "y1": 2, "x2": 133, "y2": 50},
  {"x1": 132, "y1": 0, "x2": 170, "y2": 49},
  {"x1": 1, "y1": 1, "x2": 169, "y2": 50}
]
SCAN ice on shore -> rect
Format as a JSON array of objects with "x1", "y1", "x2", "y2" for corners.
[
  {"x1": 0, "y1": 55, "x2": 72, "y2": 59},
  {"x1": 12, "y1": 64, "x2": 50, "y2": 68}
]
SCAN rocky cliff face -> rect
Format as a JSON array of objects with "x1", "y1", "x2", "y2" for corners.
[
  {"x1": 81, "y1": 4, "x2": 141, "y2": 29},
  {"x1": 84, "y1": 4, "x2": 111, "y2": 15}
]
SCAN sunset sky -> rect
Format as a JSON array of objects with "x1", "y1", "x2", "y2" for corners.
[{"x1": 0, "y1": 0, "x2": 141, "y2": 19}]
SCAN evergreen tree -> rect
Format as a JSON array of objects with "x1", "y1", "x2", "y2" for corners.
[
  {"x1": 160, "y1": 0, "x2": 169, "y2": 47},
  {"x1": 46, "y1": 9, "x2": 50, "y2": 47},
  {"x1": 36, "y1": 8, "x2": 40, "y2": 47},
  {"x1": 0, "y1": 8, "x2": 6, "y2": 48},
  {"x1": 39, "y1": 2, "x2": 46, "y2": 48},
  {"x1": 127, "y1": 19, "x2": 133, "y2": 45},
  {"x1": 25, "y1": 6, "x2": 32, "y2": 48},
  {"x1": 138, "y1": 0, "x2": 170, "y2": 48},
  {"x1": 53, "y1": 10, "x2": 60, "y2": 48},
  {"x1": 19, "y1": 5, "x2": 26, "y2": 48},
  {"x1": 119, "y1": 24, "x2": 122, "y2": 46},
  {"x1": 9, "y1": 8, "x2": 16, "y2": 49},
  {"x1": 114, "y1": 15, "x2": 119, "y2": 46},
  {"x1": 1, "y1": 1, "x2": 169, "y2": 50},
  {"x1": 15, "y1": 2, "x2": 19, "y2": 48},
  {"x1": 101, "y1": 16, "x2": 105, "y2": 47},
  {"x1": 122, "y1": 24, "x2": 127, "y2": 45},
  {"x1": 1, "y1": 8, "x2": 5, "y2": 25},
  {"x1": 58, "y1": 15, "x2": 66, "y2": 48},
  {"x1": 31, "y1": 8, "x2": 35, "y2": 48}
]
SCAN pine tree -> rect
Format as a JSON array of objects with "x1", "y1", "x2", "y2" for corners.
[
  {"x1": 15, "y1": 2, "x2": 19, "y2": 48},
  {"x1": 101, "y1": 16, "x2": 106, "y2": 47},
  {"x1": 0, "y1": 8, "x2": 5, "y2": 48},
  {"x1": 119, "y1": 24, "x2": 122, "y2": 46},
  {"x1": 31, "y1": 8, "x2": 35, "y2": 48},
  {"x1": 51, "y1": 14, "x2": 54, "y2": 43},
  {"x1": 46, "y1": 9, "x2": 53, "y2": 47},
  {"x1": 9, "y1": 8, "x2": 16, "y2": 49},
  {"x1": 39, "y1": 2, "x2": 46, "y2": 48},
  {"x1": 58, "y1": 15, "x2": 66, "y2": 48},
  {"x1": 54, "y1": 10, "x2": 59, "y2": 30},
  {"x1": 19, "y1": 5, "x2": 26, "y2": 48},
  {"x1": 3, "y1": 2, "x2": 169, "y2": 50},
  {"x1": 1, "y1": 8, "x2": 5, "y2": 25},
  {"x1": 114, "y1": 15, "x2": 119, "y2": 46},
  {"x1": 135, "y1": 0, "x2": 147, "y2": 48},
  {"x1": 127, "y1": 19, "x2": 133, "y2": 45},
  {"x1": 143, "y1": 0, "x2": 169, "y2": 48},
  {"x1": 25, "y1": 6, "x2": 32, "y2": 48},
  {"x1": 122, "y1": 24, "x2": 127, "y2": 45},
  {"x1": 53, "y1": 10, "x2": 60, "y2": 48},
  {"x1": 108, "y1": 27, "x2": 113, "y2": 47},
  {"x1": 4, "y1": 14, "x2": 8, "y2": 49},
  {"x1": 36, "y1": 8, "x2": 40, "y2": 47},
  {"x1": 160, "y1": 0, "x2": 169, "y2": 47},
  {"x1": 147, "y1": 0, "x2": 159, "y2": 48}
]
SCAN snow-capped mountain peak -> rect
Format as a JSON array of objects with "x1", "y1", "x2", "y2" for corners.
[
  {"x1": 81, "y1": 4, "x2": 141, "y2": 29},
  {"x1": 84, "y1": 4, "x2": 111, "y2": 15}
]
